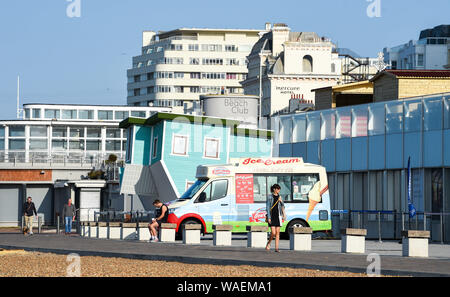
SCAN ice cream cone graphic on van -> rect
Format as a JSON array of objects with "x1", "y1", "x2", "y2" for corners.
[{"x1": 306, "y1": 181, "x2": 328, "y2": 222}]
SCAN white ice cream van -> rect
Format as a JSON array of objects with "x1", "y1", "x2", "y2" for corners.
[{"x1": 166, "y1": 157, "x2": 331, "y2": 236}]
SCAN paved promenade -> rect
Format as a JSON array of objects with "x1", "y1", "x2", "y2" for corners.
[{"x1": 0, "y1": 233, "x2": 449, "y2": 277}]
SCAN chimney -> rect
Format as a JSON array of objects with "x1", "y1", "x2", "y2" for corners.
[{"x1": 265, "y1": 22, "x2": 272, "y2": 31}]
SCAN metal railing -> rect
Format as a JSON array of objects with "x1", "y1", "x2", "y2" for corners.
[
  {"x1": 331, "y1": 209, "x2": 450, "y2": 244},
  {"x1": 93, "y1": 210, "x2": 155, "y2": 223}
]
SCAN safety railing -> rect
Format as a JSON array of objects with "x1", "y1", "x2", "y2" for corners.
[
  {"x1": 331, "y1": 209, "x2": 450, "y2": 243},
  {"x1": 93, "y1": 210, "x2": 155, "y2": 223}
]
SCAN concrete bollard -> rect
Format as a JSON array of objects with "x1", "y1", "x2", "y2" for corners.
[
  {"x1": 246, "y1": 225, "x2": 268, "y2": 248},
  {"x1": 183, "y1": 224, "x2": 202, "y2": 245},
  {"x1": 289, "y1": 227, "x2": 313, "y2": 251},
  {"x1": 97, "y1": 222, "x2": 108, "y2": 239},
  {"x1": 88, "y1": 222, "x2": 98, "y2": 238},
  {"x1": 159, "y1": 223, "x2": 177, "y2": 242},
  {"x1": 341, "y1": 228, "x2": 367, "y2": 254},
  {"x1": 121, "y1": 223, "x2": 137, "y2": 240},
  {"x1": 402, "y1": 230, "x2": 430, "y2": 258},
  {"x1": 108, "y1": 222, "x2": 121, "y2": 239},
  {"x1": 213, "y1": 224, "x2": 233, "y2": 246},
  {"x1": 137, "y1": 222, "x2": 151, "y2": 241}
]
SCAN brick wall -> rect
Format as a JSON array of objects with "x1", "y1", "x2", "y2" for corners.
[{"x1": 0, "y1": 170, "x2": 53, "y2": 182}]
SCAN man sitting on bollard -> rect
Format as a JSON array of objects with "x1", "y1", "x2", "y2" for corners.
[
  {"x1": 62, "y1": 198, "x2": 77, "y2": 235},
  {"x1": 23, "y1": 196, "x2": 37, "y2": 236},
  {"x1": 148, "y1": 200, "x2": 169, "y2": 242}
]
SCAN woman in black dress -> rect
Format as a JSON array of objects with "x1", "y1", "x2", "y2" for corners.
[{"x1": 265, "y1": 184, "x2": 286, "y2": 252}]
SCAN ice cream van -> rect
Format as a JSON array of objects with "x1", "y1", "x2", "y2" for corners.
[{"x1": 166, "y1": 157, "x2": 331, "y2": 236}]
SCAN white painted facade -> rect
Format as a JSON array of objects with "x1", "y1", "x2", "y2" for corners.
[
  {"x1": 127, "y1": 28, "x2": 262, "y2": 112},
  {"x1": 242, "y1": 23, "x2": 341, "y2": 126},
  {"x1": 383, "y1": 25, "x2": 450, "y2": 70}
]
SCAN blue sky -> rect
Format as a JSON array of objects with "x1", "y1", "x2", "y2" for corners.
[{"x1": 0, "y1": 0, "x2": 448, "y2": 120}]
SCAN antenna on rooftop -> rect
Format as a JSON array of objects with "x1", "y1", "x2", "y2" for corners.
[{"x1": 17, "y1": 75, "x2": 23, "y2": 119}]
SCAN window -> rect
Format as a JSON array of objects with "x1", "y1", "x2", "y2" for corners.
[
  {"x1": 62, "y1": 110, "x2": 77, "y2": 119},
  {"x1": 292, "y1": 174, "x2": 320, "y2": 202},
  {"x1": 131, "y1": 111, "x2": 146, "y2": 118},
  {"x1": 190, "y1": 86, "x2": 200, "y2": 93},
  {"x1": 45, "y1": 109, "x2": 60, "y2": 119},
  {"x1": 417, "y1": 54, "x2": 424, "y2": 67},
  {"x1": 32, "y1": 109, "x2": 41, "y2": 119},
  {"x1": 331, "y1": 63, "x2": 336, "y2": 73},
  {"x1": 69, "y1": 140, "x2": 84, "y2": 150},
  {"x1": 196, "y1": 179, "x2": 228, "y2": 203},
  {"x1": 9, "y1": 126, "x2": 25, "y2": 137},
  {"x1": 225, "y1": 45, "x2": 238, "y2": 52},
  {"x1": 152, "y1": 137, "x2": 158, "y2": 159},
  {"x1": 115, "y1": 111, "x2": 129, "y2": 120},
  {"x1": 106, "y1": 128, "x2": 121, "y2": 138},
  {"x1": 87, "y1": 128, "x2": 101, "y2": 138},
  {"x1": 86, "y1": 140, "x2": 100, "y2": 151},
  {"x1": 253, "y1": 175, "x2": 268, "y2": 202},
  {"x1": 293, "y1": 114, "x2": 306, "y2": 142},
  {"x1": 174, "y1": 72, "x2": 184, "y2": 79},
  {"x1": 70, "y1": 127, "x2": 84, "y2": 138},
  {"x1": 52, "y1": 127, "x2": 67, "y2": 138},
  {"x1": 9, "y1": 139, "x2": 25, "y2": 150},
  {"x1": 98, "y1": 110, "x2": 113, "y2": 120},
  {"x1": 0, "y1": 127, "x2": 4, "y2": 138},
  {"x1": 147, "y1": 72, "x2": 154, "y2": 80},
  {"x1": 147, "y1": 86, "x2": 154, "y2": 94},
  {"x1": 204, "y1": 138, "x2": 220, "y2": 159},
  {"x1": 24, "y1": 109, "x2": 30, "y2": 119},
  {"x1": 201, "y1": 44, "x2": 222, "y2": 52},
  {"x1": 106, "y1": 140, "x2": 121, "y2": 151},
  {"x1": 225, "y1": 58, "x2": 239, "y2": 66},
  {"x1": 202, "y1": 58, "x2": 223, "y2": 65},
  {"x1": 79, "y1": 110, "x2": 94, "y2": 120},
  {"x1": 302, "y1": 55, "x2": 313, "y2": 72},
  {"x1": 29, "y1": 140, "x2": 47, "y2": 150},
  {"x1": 172, "y1": 135, "x2": 188, "y2": 156},
  {"x1": 52, "y1": 140, "x2": 67, "y2": 150},
  {"x1": 134, "y1": 89, "x2": 141, "y2": 96},
  {"x1": 134, "y1": 75, "x2": 141, "y2": 83},
  {"x1": 126, "y1": 127, "x2": 134, "y2": 162},
  {"x1": 188, "y1": 44, "x2": 199, "y2": 51},
  {"x1": 189, "y1": 58, "x2": 200, "y2": 65},
  {"x1": 30, "y1": 126, "x2": 47, "y2": 137}
]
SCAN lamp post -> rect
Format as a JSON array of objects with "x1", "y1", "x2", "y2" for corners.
[{"x1": 258, "y1": 39, "x2": 268, "y2": 128}]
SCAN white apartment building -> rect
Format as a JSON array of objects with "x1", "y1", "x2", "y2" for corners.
[
  {"x1": 241, "y1": 23, "x2": 341, "y2": 127},
  {"x1": 383, "y1": 25, "x2": 450, "y2": 70},
  {"x1": 126, "y1": 27, "x2": 262, "y2": 112},
  {"x1": 0, "y1": 103, "x2": 170, "y2": 163}
]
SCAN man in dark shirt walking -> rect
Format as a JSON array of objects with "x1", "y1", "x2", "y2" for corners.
[
  {"x1": 23, "y1": 197, "x2": 37, "y2": 236},
  {"x1": 62, "y1": 198, "x2": 77, "y2": 235}
]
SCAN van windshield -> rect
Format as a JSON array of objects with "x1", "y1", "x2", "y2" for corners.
[{"x1": 179, "y1": 179, "x2": 208, "y2": 200}]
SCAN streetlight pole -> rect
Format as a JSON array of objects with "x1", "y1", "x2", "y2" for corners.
[{"x1": 258, "y1": 39, "x2": 268, "y2": 128}]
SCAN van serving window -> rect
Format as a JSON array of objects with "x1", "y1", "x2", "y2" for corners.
[{"x1": 252, "y1": 173, "x2": 320, "y2": 203}]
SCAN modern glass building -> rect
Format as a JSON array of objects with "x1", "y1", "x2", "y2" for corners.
[
  {"x1": 273, "y1": 92, "x2": 450, "y2": 241},
  {"x1": 0, "y1": 104, "x2": 171, "y2": 163}
]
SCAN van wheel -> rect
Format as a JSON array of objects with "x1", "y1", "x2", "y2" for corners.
[{"x1": 283, "y1": 219, "x2": 308, "y2": 239}]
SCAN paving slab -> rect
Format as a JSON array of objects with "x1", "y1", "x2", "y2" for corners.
[{"x1": 0, "y1": 233, "x2": 449, "y2": 277}]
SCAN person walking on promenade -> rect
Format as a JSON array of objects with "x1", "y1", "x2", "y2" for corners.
[
  {"x1": 23, "y1": 197, "x2": 37, "y2": 236},
  {"x1": 62, "y1": 198, "x2": 77, "y2": 235},
  {"x1": 148, "y1": 200, "x2": 169, "y2": 242},
  {"x1": 265, "y1": 184, "x2": 286, "y2": 252}
]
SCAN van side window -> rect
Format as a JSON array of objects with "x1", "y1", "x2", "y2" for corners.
[
  {"x1": 292, "y1": 174, "x2": 320, "y2": 203},
  {"x1": 253, "y1": 176, "x2": 267, "y2": 202},
  {"x1": 196, "y1": 179, "x2": 228, "y2": 203},
  {"x1": 252, "y1": 173, "x2": 321, "y2": 203}
]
